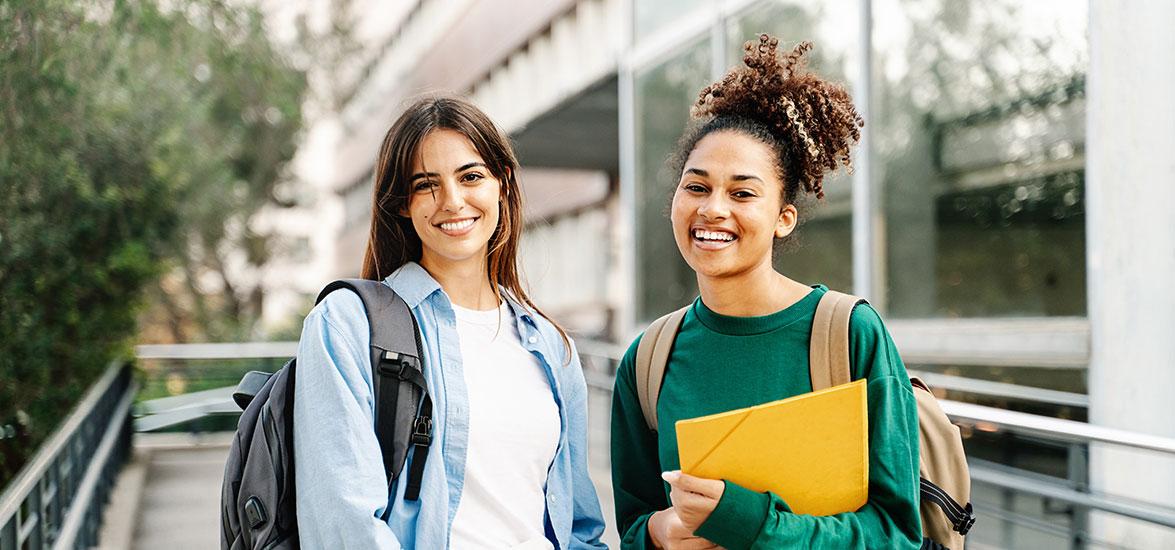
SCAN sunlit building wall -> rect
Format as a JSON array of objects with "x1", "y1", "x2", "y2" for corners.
[{"x1": 323, "y1": 0, "x2": 1174, "y2": 546}]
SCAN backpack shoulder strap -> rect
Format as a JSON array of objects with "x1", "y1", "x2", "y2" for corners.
[
  {"x1": 634, "y1": 305, "x2": 689, "y2": 432},
  {"x1": 809, "y1": 290, "x2": 865, "y2": 391},
  {"x1": 316, "y1": 279, "x2": 430, "y2": 500}
]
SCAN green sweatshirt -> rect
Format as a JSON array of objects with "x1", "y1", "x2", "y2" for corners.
[{"x1": 610, "y1": 286, "x2": 922, "y2": 549}]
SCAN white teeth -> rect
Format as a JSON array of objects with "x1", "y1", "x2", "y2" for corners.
[
  {"x1": 440, "y1": 218, "x2": 475, "y2": 231},
  {"x1": 693, "y1": 229, "x2": 735, "y2": 242}
]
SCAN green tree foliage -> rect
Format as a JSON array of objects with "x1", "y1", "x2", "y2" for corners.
[{"x1": 0, "y1": 0, "x2": 307, "y2": 486}]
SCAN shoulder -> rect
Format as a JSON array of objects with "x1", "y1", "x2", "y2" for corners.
[
  {"x1": 844, "y1": 300, "x2": 908, "y2": 380},
  {"x1": 305, "y1": 289, "x2": 369, "y2": 348},
  {"x1": 848, "y1": 300, "x2": 887, "y2": 338}
]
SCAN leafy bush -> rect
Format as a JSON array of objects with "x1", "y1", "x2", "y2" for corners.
[{"x1": 0, "y1": 0, "x2": 307, "y2": 486}]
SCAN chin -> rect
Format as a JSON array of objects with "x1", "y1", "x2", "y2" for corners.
[
  {"x1": 684, "y1": 257, "x2": 732, "y2": 279},
  {"x1": 437, "y1": 248, "x2": 486, "y2": 264}
]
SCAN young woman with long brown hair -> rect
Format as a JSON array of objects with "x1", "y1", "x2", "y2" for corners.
[{"x1": 292, "y1": 96, "x2": 606, "y2": 549}]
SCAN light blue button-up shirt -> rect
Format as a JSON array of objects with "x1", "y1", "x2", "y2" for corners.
[{"x1": 293, "y1": 262, "x2": 607, "y2": 549}]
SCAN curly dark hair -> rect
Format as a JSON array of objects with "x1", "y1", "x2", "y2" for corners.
[{"x1": 671, "y1": 36, "x2": 863, "y2": 203}]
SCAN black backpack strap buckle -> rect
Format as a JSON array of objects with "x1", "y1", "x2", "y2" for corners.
[
  {"x1": 378, "y1": 351, "x2": 420, "y2": 381},
  {"x1": 403, "y1": 397, "x2": 433, "y2": 501},
  {"x1": 957, "y1": 503, "x2": 976, "y2": 535},
  {"x1": 378, "y1": 351, "x2": 429, "y2": 393},
  {"x1": 410, "y1": 415, "x2": 432, "y2": 446}
]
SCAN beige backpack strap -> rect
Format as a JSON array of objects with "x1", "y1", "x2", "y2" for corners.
[
  {"x1": 634, "y1": 306, "x2": 689, "y2": 432},
  {"x1": 809, "y1": 290, "x2": 863, "y2": 391}
]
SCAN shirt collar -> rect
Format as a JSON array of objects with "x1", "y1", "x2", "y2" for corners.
[
  {"x1": 503, "y1": 296, "x2": 539, "y2": 329},
  {"x1": 382, "y1": 262, "x2": 443, "y2": 309},
  {"x1": 383, "y1": 261, "x2": 539, "y2": 329}
]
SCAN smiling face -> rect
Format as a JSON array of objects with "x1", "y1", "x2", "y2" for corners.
[
  {"x1": 405, "y1": 128, "x2": 503, "y2": 273},
  {"x1": 670, "y1": 130, "x2": 798, "y2": 280}
]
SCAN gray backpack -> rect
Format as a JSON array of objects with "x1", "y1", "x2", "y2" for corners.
[{"x1": 219, "y1": 279, "x2": 431, "y2": 550}]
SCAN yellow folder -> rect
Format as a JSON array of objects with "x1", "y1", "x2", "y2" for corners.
[{"x1": 675, "y1": 379, "x2": 868, "y2": 516}]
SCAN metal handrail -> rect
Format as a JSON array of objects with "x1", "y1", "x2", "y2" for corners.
[
  {"x1": 136, "y1": 342, "x2": 297, "y2": 360},
  {"x1": 137, "y1": 341, "x2": 1169, "y2": 453},
  {"x1": 942, "y1": 400, "x2": 1175, "y2": 455},
  {"x1": 571, "y1": 345, "x2": 1175, "y2": 538},
  {"x1": 906, "y1": 369, "x2": 1089, "y2": 408},
  {"x1": 131, "y1": 341, "x2": 1175, "y2": 537},
  {"x1": 969, "y1": 459, "x2": 1175, "y2": 529},
  {"x1": 575, "y1": 344, "x2": 1175, "y2": 456},
  {"x1": 0, "y1": 362, "x2": 135, "y2": 550}
]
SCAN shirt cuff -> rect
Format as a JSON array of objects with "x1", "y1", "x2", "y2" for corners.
[{"x1": 694, "y1": 480, "x2": 773, "y2": 549}]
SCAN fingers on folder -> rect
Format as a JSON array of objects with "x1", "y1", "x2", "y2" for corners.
[{"x1": 662, "y1": 470, "x2": 724, "y2": 498}]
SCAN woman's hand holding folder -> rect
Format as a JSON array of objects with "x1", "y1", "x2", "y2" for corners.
[{"x1": 646, "y1": 471, "x2": 726, "y2": 550}]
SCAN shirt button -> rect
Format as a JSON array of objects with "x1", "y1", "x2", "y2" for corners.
[
  {"x1": 528, "y1": 336, "x2": 537, "y2": 344},
  {"x1": 548, "y1": 494, "x2": 556, "y2": 502}
]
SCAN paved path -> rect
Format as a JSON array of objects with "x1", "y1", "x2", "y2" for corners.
[
  {"x1": 101, "y1": 432, "x2": 620, "y2": 548},
  {"x1": 100, "y1": 433, "x2": 232, "y2": 550}
]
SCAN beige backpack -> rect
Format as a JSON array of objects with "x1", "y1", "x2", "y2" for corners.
[{"x1": 634, "y1": 290, "x2": 975, "y2": 549}]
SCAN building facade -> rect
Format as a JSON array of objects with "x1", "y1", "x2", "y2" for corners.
[{"x1": 323, "y1": 0, "x2": 1175, "y2": 547}]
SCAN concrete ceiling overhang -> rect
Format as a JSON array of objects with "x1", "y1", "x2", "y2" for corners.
[{"x1": 508, "y1": 74, "x2": 619, "y2": 174}]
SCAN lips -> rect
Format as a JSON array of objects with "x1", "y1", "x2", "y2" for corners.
[
  {"x1": 690, "y1": 226, "x2": 737, "y2": 251},
  {"x1": 693, "y1": 228, "x2": 736, "y2": 242},
  {"x1": 435, "y1": 216, "x2": 478, "y2": 235}
]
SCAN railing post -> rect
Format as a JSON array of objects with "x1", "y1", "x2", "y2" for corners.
[
  {"x1": 1, "y1": 362, "x2": 134, "y2": 550},
  {"x1": 1068, "y1": 442, "x2": 1089, "y2": 548}
]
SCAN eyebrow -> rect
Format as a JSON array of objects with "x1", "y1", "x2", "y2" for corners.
[
  {"x1": 684, "y1": 168, "x2": 764, "y2": 183},
  {"x1": 411, "y1": 162, "x2": 488, "y2": 183}
]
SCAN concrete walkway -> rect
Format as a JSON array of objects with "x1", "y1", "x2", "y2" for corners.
[
  {"x1": 100, "y1": 433, "x2": 232, "y2": 550},
  {"x1": 100, "y1": 432, "x2": 620, "y2": 548}
]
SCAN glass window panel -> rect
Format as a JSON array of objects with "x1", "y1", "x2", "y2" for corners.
[
  {"x1": 634, "y1": 37, "x2": 711, "y2": 323},
  {"x1": 634, "y1": 0, "x2": 710, "y2": 43},
  {"x1": 873, "y1": 0, "x2": 1088, "y2": 318},
  {"x1": 780, "y1": 212, "x2": 853, "y2": 292},
  {"x1": 726, "y1": 0, "x2": 860, "y2": 292}
]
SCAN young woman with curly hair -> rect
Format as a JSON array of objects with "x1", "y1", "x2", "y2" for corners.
[
  {"x1": 293, "y1": 96, "x2": 606, "y2": 549},
  {"x1": 610, "y1": 37, "x2": 922, "y2": 549}
]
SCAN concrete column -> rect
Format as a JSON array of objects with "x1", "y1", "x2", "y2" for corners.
[{"x1": 1086, "y1": 0, "x2": 1175, "y2": 546}]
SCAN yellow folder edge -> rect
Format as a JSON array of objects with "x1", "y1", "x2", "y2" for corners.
[{"x1": 675, "y1": 379, "x2": 869, "y2": 516}]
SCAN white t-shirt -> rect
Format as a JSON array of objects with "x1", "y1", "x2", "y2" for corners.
[{"x1": 449, "y1": 303, "x2": 560, "y2": 550}]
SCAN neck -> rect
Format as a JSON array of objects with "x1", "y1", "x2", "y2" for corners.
[
  {"x1": 419, "y1": 253, "x2": 499, "y2": 310},
  {"x1": 696, "y1": 259, "x2": 810, "y2": 317}
]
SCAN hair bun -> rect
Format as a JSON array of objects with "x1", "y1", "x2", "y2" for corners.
[{"x1": 692, "y1": 36, "x2": 863, "y2": 199}]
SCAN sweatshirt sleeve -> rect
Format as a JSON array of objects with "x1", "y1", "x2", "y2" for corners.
[
  {"x1": 694, "y1": 305, "x2": 923, "y2": 550},
  {"x1": 609, "y1": 336, "x2": 670, "y2": 549},
  {"x1": 293, "y1": 292, "x2": 403, "y2": 549}
]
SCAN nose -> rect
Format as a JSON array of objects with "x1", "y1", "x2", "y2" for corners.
[
  {"x1": 697, "y1": 193, "x2": 729, "y2": 221},
  {"x1": 437, "y1": 181, "x2": 466, "y2": 213}
]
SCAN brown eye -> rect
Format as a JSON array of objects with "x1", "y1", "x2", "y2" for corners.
[
  {"x1": 461, "y1": 172, "x2": 484, "y2": 183},
  {"x1": 413, "y1": 181, "x2": 438, "y2": 192}
]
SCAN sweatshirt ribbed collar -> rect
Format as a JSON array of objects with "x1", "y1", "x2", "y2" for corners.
[{"x1": 692, "y1": 285, "x2": 826, "y2": 336}]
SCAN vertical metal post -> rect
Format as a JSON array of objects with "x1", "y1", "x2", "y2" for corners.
[
  {"x1": 617, "y1": 0, "x2": 637, "y2": 341},
  {"x1": 1068, "y1": 442, "x2": 1089, "y2": 549},
  {"x1": 851, "y1": 0, "x2": 882, "y2": 309},
  {"x1": 1, "y1": 519, "x2": 14, "y2": 550},
  {"x1": 710, "y1": 6, "x2": 727, "y2": 80}
]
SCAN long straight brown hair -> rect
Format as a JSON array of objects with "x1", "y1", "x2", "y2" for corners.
[{"x1": 360, "y1": 95, "x2": 571, "y2": 360}]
